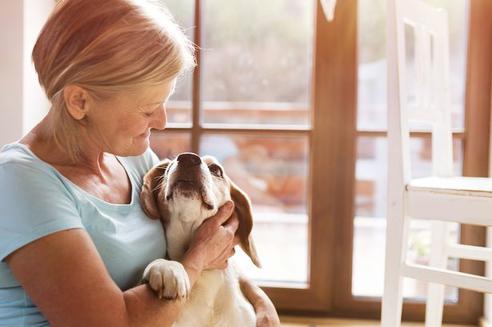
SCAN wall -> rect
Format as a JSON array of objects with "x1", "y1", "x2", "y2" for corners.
[
  {"x1": 23, "y1": 0, "x2": 53, "y2": 136},
  {"x1": 0, "y1": 0, "x2": 53, "y2": 146}
]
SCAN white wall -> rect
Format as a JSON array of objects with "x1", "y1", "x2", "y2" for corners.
[
  {"x1": 23, "y1": 0, "x2": 53, "y2": 135},
  {"x1": 0, "y1": 1, "x2": 24, "y2": 146},
  {"x1": 0, "y1": 0, "x2": 53, "y2": 147}
]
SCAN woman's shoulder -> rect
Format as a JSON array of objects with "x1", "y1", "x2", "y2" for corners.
[
  {"x1": 0, "y1": 143, "x2": 83, "y2": 266},
  {"x1": 1, "y1": 142, "x2": 46, "y2": 171},
  {"x1": 1, "y1": 142, "x2": 37, "y2": 164},
  {"x1": 0, "y1": 142, "x2": 59, "y2": 183}
]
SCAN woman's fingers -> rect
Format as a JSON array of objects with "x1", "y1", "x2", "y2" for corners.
[
  {"x1": 188, "y1": 201, "x2": 243, "y2": 271},
  {"x1": 209, "y1": 201, "x2": 235, "y2": 227},
  {"x1": 223, "y1": 214, "x2": 239, "y2": 235},
  {"x1": 213, "y1": 240, "x2": 236, "y2": 268}
]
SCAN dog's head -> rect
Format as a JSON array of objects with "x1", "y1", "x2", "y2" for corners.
[{"x1": 140, "y1": 152, "x2": 261, "y2": 267}]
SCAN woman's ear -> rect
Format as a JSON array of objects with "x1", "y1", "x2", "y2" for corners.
[
  {"x1": 140, "y1": 159, "x2": 171, "y2": 220},
  {"x1": 63, "y1": 85, "x2": 90, "y2": 120},
  {"x1": 229, "y1": 178, "x2": 261, "y2": 268}
]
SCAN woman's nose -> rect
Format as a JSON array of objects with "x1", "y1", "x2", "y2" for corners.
[{"x1": 151, "y1": 105, "x2": 167, "y2": 130}]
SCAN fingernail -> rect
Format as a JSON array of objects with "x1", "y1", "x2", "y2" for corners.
[{"x1": 225, "y1": 201, "x2": 234, "y2": 209}]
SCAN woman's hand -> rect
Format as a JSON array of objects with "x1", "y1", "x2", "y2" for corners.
[
  {"x1": 181, "y1": 201, "x2": 239, "y2": 274},
  {"x1": 239, "y1": 276, "x2": 281, "y2": 327}
]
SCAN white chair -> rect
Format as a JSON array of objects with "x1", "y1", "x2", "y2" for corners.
[{"x1": 381, "y1": 0, "x2": 492, "y2": 326}]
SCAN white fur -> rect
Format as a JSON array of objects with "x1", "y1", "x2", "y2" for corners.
[
  {"x1": 143, "y1": 156, "x2": 256, "y2": 327},
  {"x1": 143, "y1": 259, "x2": 191, "y2": 300}
]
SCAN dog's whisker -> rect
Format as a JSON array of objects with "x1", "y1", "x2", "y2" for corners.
[
  {"x1": 151, "y1": 183, "x2": 163, "y2": 193},
  {"x1": 150, "y1": 175, "x2": 166, "y2": 193}
]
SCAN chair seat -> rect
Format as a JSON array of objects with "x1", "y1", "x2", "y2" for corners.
[
  {"x1": 407, "y1": 176, "x2": 492, "y2": 197},
  {"x1": 405, "y1": 176, "x2": 492, "y2": 225}
]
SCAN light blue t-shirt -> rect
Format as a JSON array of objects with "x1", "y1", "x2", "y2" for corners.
[{"x1": 0, "y1": 143, "x2": 166, "y2": 326}]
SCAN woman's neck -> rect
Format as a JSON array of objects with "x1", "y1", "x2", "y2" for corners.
[{"x1": 21, "y1": 111, "x2": 108, "y2": 175}]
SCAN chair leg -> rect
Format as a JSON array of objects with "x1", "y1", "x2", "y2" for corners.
[
  {"x1": 425, "y1": 283, "x2": 445, "y2": 327},
  {"x1": 425, "y1": 221, "x2": 448, "y2": 327},
  {"x1": 381, "y1": 213, "x2": 409, "y2": 327},
  {"x1": 484, "y1": 227, "x2": 492, "y2": 324}
]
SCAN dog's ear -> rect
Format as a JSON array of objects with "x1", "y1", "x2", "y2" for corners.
[
  {"x1": 140, "y1": 159, "x2": 171, "y2": 220},
  {"x1": 229, "y1": 178, "x2": 261, "y2": 268}
]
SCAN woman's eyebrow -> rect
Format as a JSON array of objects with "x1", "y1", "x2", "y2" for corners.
[
  {"x1": 146, "y1": 101, "x2": 165, "y2": 106},
  {"x1": 142, "y1": 97, "x2": 167, "y2": 107},
  {"x1": 141, "y1": 86, "x2": 176, "y2": 106}
]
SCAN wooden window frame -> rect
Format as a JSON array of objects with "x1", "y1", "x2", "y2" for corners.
[
  {"x1": 328, "y1": 0, "x2": 489, "y2": 324},
  {"x1": 158, "y1": 0, "x2": 490, "y2": 323}
]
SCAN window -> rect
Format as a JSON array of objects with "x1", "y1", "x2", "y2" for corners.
[
  {"x1": 151, "y1": 0, "x2": 486, "y2": 323},
  {"x1": 154, "y1": 0, "x2": 316, "y2": 290}
]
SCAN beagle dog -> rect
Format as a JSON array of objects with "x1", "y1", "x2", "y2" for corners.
[{"x1": 140, "y1": 152, "x2": 261, "y2": 327}]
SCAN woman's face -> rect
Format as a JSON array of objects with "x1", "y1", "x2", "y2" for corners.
[{"x1": 86, "y1": 79, "x2": 176, "y2": 157}]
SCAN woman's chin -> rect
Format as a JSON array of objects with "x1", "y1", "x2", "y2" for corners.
[
  {"x1": 117, "y1": 140, "x2": 149, "y2": 157},
  {"x1": 132, "y1": 142, "x2": 150, "y2": 156}
]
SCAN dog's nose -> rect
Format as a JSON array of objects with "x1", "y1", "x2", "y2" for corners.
[{"x1": 177, "y1": 152, "x2": 202, "y2": 167}]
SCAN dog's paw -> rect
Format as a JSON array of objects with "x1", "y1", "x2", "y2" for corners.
[{"x1": 142, "y1": 259, "x2": 191, "y2": 300}]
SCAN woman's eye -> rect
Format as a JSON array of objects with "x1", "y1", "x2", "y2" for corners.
[
  {"x1": 208, "y1": 164, "x2": 223, "y2": 178},
  {"x1": 141, "y1": 104, "x2": 162, "y2": 117}
]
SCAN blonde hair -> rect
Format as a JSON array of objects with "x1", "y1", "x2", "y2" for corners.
[{"x1": 32, "y1": 0, "x2": 195, "y2": 161}]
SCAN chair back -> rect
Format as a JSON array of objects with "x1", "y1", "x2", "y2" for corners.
[{"x1": 387, "y1": 0, "x2": 453, "y2": 183}]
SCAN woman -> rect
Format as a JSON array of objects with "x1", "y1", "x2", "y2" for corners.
[{"x1": 0, "y1": 0, "x2": 280, "y2": 326}]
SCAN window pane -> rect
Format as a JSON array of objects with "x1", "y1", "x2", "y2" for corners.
[
  {"x1": 357, "y1": 0, "x2": 469, "y2": 131},
  {"x1": 201, "y1": 0, "x2": 314, "y2": 126},
  {"x1": 200, "y1": 134, "x2": 309, "y2": 283},
  {"x1": 352, "y1": 136, "x2": 462, "y2": 301},
  {"x1": 150, "y1": 131, "x2": 191, "y2": 159},
  {"x1": 160, "y1": 0, "x2": 194, "y2": 125}
]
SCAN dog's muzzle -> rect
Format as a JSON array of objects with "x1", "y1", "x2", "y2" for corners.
[{"x1": 167, "y1": 153, "x2": 214, "y2": 210}]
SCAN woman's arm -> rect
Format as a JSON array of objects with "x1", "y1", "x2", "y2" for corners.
[
  {"x1": 239, "y1": 276, "x2": 281, "y2": 327},
  {"x1": 6, "y1": 203, "x2": 238, "y2": 327},
  {"x1": 7, "y1": 229, "x2": 188, "y2": 327}
]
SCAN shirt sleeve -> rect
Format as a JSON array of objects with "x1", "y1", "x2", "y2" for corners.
[{"x1": 0, "y1": 163, "x2": 83, "y2": 261}]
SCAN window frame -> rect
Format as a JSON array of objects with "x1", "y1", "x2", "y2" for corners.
[
  {"x1": 157, "y1": 0, "x2": 488, "y2": 323},
  {"x1": 159, "y1": 0, "x2": 337, "y2": 311}
]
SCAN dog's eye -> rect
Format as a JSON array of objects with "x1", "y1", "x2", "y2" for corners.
[{"x1": 208, "y1": 164, "x2": 223, "y2": 178}]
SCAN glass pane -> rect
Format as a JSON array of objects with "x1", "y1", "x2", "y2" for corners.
[
  {"x1": 160, "y1": 0, "x2": 194, "y2": 125},
  {"x1": 201, "y1": 0, "x2": 314, "y2": 126},
  {"x1": 200, "y1": 134, "x2": 309, "y2": 283},
  {"x1": 352, "y1": 136, "x2": 462, "y2": 301},
  {"x1": 150, "y1": 131, "x2": 191, "y2": 159},
  {"x1": 357, "y1": 0, "x2": 469, "y2": 131}
]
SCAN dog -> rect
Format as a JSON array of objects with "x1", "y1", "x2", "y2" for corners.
[{"x1": 139, "y1": 152, "x2": 261, "y2": 327}]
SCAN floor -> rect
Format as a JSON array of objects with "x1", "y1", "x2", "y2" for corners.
[{"x1": 280, "y1": 316, "x2": 476, "y2": 327}]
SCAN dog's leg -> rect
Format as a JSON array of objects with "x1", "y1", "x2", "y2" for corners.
[{"x1": 142, "y1": 258, "x2": 191, "y2": 300}]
